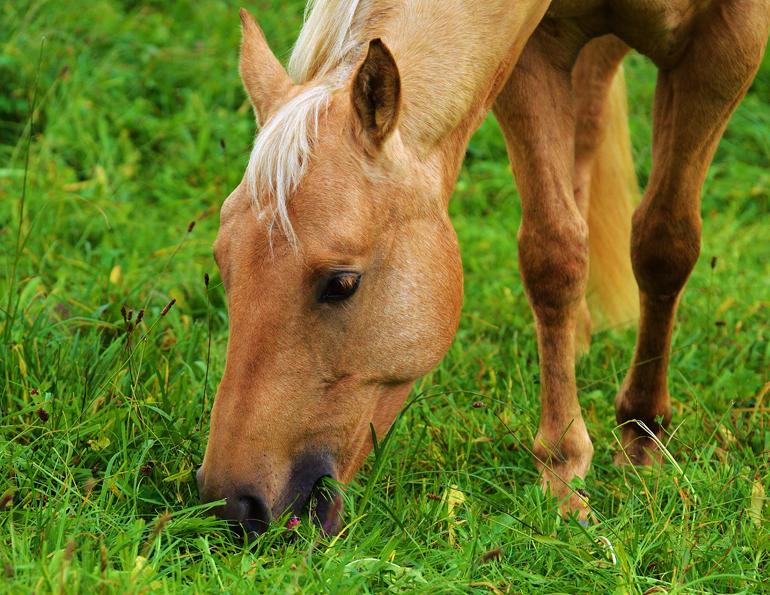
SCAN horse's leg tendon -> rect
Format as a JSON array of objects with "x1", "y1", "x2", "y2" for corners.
[
  {"x1": 616, "y1": 1, "x2": 769, "y2": 465},
  {"x1": 494, "y1": 29, "x2": 593, "y2": 518}
]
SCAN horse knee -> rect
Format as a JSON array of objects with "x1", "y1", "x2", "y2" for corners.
[
  {"x1": 518, "y1": 217, "x2": 589, "y2": 322},
  {"x1": 630, "y1": 204, "x2": 701, "y2": 298}
]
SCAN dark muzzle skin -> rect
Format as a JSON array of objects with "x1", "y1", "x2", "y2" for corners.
[{"x1": 196, "y1": 451, "x2": 343, "y2": 539}]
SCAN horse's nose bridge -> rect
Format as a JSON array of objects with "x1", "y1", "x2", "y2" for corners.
[
  {"x1": 200, "y1": 401, "x2": 293, "y2": 509},
  {"x1": 208, "y1": 357, "x2": 289, "y2": 450},
  {"x1": 201, "y1": 335, "x2": 322, "y2": 529}
]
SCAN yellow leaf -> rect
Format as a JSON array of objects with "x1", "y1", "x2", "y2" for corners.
[
  {"x1": 119, "y1": 163, "x2": 136, "y2": 179},
  {"x1": 13, "y1": 345, "x2": 27, "y2": 378},
  {"x1": 95, "y1": 165, "x2": 108, "y2": 188},
  {"x1": 716, "y1": 297, "x2": 735, "y2": 315},
  {"x1": 447, "y1": 486, "x2": 465, "y2": 517},
  {"x1": 62, "y1": 179, "x2": 95, "y2": 192},
  {"x1": 446, "y1": 485, "x2": 465, "y2": 546},
  {"x1": 109, "y1": 265, "x2": 121, "y2": 285},
  {"x1": 91, "y1": 396, "x2": 105, "y2": 414},
  {"x1": 88, "y1": 435, "x2": 111, "y2": 451},
  {"x1": 749, "y1": 479, "x2": 765, "y2": 527},
  {"x1": 108, "y1": 480, "x2": 123, "y2": 500},
  {"x1": 130, "y1": 556, "x2": 149, "y2": 581}
]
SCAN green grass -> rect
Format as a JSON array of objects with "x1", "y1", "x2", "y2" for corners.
[{"x1": 1, "y1": 1, "x2": 768, "y2": 592}]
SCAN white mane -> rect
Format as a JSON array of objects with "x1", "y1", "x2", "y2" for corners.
[
  {"x1": 245, "y1": 0, "x2": 364, "y2": 242},
  {"x1": 289, "y1": 0, "x2": 363, "y2": 84}
]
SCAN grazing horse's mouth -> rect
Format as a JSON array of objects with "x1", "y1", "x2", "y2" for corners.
[
  {"x1": 196, "y1": 455, "x2": 344, "y2": 540},
  {"x1": 303, "y1": 476, "x2": 344, "y2": 536}
]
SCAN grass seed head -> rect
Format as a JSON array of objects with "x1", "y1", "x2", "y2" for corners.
[
  {"x1": 161, "y1": 298, "x2": 176, "y2": 317},
  {"x1": 151, "y1": 512, "x2": 173, "y2": 538},
  {"x1": 84, "y1": 477, "x2": 98, "y2": 497},
  {"x1": 63, "y1": 539, "x2": 76, "y2": 562},
  {"x1": 0, "y1": 492, "x2": 13, "y2": 509},
  {"x1": 480, "y1": 548, "x2": 502, "y2": 563}
]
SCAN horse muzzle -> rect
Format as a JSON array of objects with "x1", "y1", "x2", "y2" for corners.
[{"x1": 196, "y1": 451, "x2": 343, "y2": 539}]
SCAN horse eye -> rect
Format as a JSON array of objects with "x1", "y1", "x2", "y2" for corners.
[{"x1": 319, "y1": 272, "x2": 361, "y2": 303}]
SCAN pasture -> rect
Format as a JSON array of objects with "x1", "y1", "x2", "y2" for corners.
[{"x1": 1, "y1": 0, "x2": 769, "y2": 592}]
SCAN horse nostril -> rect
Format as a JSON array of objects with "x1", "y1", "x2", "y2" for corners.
[
  {"x1": 308, "y1": 476, "x2": 343, "y2": 535},
  {"x1": 236, "y1": 494, "x2": 271, "y2": 536}
]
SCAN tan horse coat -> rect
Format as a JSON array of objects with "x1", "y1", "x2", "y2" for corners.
[{"x1": 197, "y1": 0, "x2": 770, "y2": 533}]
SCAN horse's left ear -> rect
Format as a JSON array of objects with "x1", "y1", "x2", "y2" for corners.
[
  {"x1": 239, "y1": 8, "x2": 292, "y2": 124},
  {"x1": 351, "y1": 39, "x2": 401, "y2": 146}
]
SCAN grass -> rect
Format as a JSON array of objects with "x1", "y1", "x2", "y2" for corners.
[{"x1": 1, "y1": 1, "x2": 768, "y2": 592}]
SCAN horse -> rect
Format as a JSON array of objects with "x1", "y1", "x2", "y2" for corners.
[{"x1": 195, "y1": 0, "x2": 770, "y2": 536}]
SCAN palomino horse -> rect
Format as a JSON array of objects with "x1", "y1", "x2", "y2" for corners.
[{"x1": 196, "y1": 0, "x2": 769, "y2": 535}]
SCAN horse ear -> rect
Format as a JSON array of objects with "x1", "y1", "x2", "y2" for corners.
[
  {"x1": 239, "y1": 8, "x2": 292, "y2": 124},
  {"x1": 351, "y1": 39, "x2": 401, "y2": 146}
]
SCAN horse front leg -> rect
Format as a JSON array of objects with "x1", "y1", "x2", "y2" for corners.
[
  {"x1": 494, "y1": 29, "x2": 592, "y2": 520},
  {"x1": 616, "y1": 0, "x2": 770, "y2": 465}
]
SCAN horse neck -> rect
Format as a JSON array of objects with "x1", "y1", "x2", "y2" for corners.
[{"x1": 376, "y1": 1, "x2": 549, "y2": 158}]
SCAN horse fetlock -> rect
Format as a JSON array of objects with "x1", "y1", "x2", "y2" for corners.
[
  {"x1": 614, "y1": 384, "x2": 672, "y2": 466},
  {"x1": 533, "y1": 420, "x2": 593, "y2": 478},
  {"x1": 615, "y1": 382, "x2": 672, "y2": 428},
  {"x1": 614, "y1": 425, "x2": 664, "y2": 466},
  {"x1": 534, "y1": 422, "x2": 594, "y2": 522}
]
